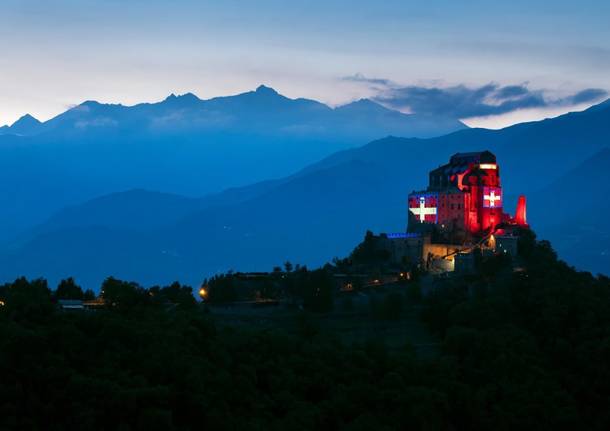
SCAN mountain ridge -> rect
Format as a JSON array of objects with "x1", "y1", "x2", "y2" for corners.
[
  {"x1": 2, "y1": 87, "x2": 466, "y2": 136},
  {"x1": 0, "y1": 85, "x2": 468, "y2": 241}
]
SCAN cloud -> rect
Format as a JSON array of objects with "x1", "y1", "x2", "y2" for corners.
[
  {"x1": 343, "y1": 74, "x2": 608, "y2": 119},
  {"x1": 377, "y1": 83, "x2": 608, "y2": 118},
  {"x1": 566, "y1": 88, "x2": 608, "y2": 105},
  {"x1": 340, "y1": 73, "x2": 394, "y2": 90}
]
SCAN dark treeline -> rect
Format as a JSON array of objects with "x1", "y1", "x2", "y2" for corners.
[
  {"x1": 204, "y1": 266, "x2": 335, "y2": 312},
  {"x1": 1, "y1": 230, "x2": 610, "y2": 429}
]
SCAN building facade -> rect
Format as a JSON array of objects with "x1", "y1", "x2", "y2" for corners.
[{"x1": 408, "y1": 151, "x2": 507, "y2": 236}]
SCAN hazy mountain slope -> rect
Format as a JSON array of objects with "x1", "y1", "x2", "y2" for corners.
[
  {"x1": 530, "y1": 147, "x2": 610, "y2": 227},
  {"x1": 0, "y1": 86, "x2": 466, "y2": 241},
  {"x1": 0, "y1": 157, "x2": 414, "y2": 287},
  {"x1": 24, "y1": 190, "x2": 203, "y2": 236},
  {"x1": 529, "y1": 148, "x2": 610, "y2": 273},
  {"x1": 302, "y1": 99, "x2": 610, "y2": 195},
  {"x1": 1, "y1": 227, "x2": 185, "y2": 287}
]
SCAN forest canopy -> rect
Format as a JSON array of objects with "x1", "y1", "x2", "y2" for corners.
[{"x1": 0, "y1": 231, "x2": 609, "y2": 430}]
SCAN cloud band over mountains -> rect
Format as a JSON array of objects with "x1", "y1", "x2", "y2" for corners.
[{"x1": 343, "y1": 74, "x2": 608, "y2": 119}]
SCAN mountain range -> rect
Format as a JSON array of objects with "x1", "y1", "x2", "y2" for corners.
[
  {"x1": 1, "y1": 98, "x2": 609, "y2": 288},
  {"x1": 0, "y1": 86, "x2": 465, "y2": 241}
]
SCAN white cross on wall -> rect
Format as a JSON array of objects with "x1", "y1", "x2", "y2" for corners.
[
  {"x1": 410, "y1": 197, "x2": 437, "y2": 222},
  {"x1": 484, "y1": 190, "x2": 501, "y2": 207}
]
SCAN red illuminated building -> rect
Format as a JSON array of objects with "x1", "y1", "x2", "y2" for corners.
[{"x1": 408, "y1": 151, "x2": 527, "y2": 238}]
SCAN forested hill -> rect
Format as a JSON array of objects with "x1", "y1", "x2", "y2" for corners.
[{"x1": 1, "y1": 231, "x2": 610, "y2": 429}]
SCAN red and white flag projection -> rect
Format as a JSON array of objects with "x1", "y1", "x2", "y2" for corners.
[
  {"x1": 409, "y1": 194, "x2": 438, "y2": 223},
  {"x1": 483, "y1": 187, "x2": 502, "y2": 208}
]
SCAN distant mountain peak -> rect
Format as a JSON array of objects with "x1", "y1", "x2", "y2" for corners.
[
  {"x1": 1, "y1": 113, "x2": 43, "y2": 135},
  {"x1": 351, "y1": 98, "x2": 377, "y2": 106},
  {"x1": 255, "y1": 85, "x2": 279, "y2": 95},
  {"x1": 338, "y1": 98, "x2": 387, "y2": 110},
  {"x1": 79, "y1": 100, "x2": 102, "y2": 108},
  {"x1": 11, "y1": 113, "x2": 41, "y2": 127},
  {"x1": 166, "y1": 92, "x2": 200, "y2": 100},
  {"x1": 163, "y1": 92, "x2": 201, "y2": 104},
  {"x1": 335, "y1": 98, "x2": 404, "y2": 117}
]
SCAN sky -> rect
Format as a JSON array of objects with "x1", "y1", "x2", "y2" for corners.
[{"x1": 1, "y1": 0, "x2": 609, "y2": 128}]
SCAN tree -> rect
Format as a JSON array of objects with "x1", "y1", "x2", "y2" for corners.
[
  {"x1": 0, "y1": 277, "x2": 54, "y2": 321},
  {"x1": 517, "y1": 227, "x2": 537, "y2": 258},
  {"x1": 206, "y1": 274, "x2": 238, "y2": 303},
  {"x1": 350, "y1": 230, "x2": 390, "y2": 266},
  {"x1": 156, "y1": 282, "x2": 197, "y2": 308},
  {"x1": 55, "y1": 277, "x2": 84, "y2": 300},
  {"x1": 101, "y1": 277, "x2": 148, "y2": 309}
]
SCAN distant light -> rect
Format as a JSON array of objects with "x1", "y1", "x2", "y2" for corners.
[
  {"x1": 488, "y1": 234, "x2": 497, "y2": 249},
  {"x1": 199, "y1": 287, "x2": 208, "y2": 299},
  {"x1": 479, "y1": 164, "x2": 497, "y2": 170},
  {"x1": 0, "y1": 300, "x2": 4, "y2": 306}
]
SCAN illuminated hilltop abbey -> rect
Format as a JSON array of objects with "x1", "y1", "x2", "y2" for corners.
[
  {"x1": 379, "y1": 151, "x2": 529, "y2": 273},
  {"x1": 408, "y1": 151, "x2": 527, "y2": 236}
]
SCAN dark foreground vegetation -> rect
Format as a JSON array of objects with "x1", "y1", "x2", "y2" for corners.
[{"x1": 1, "y1": 231, "x2": 610, "y2": 430}]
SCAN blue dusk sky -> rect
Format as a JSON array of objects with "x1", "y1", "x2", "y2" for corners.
[{"x1": 1, "y1": 0, "x2": 609, "y2": 128}]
